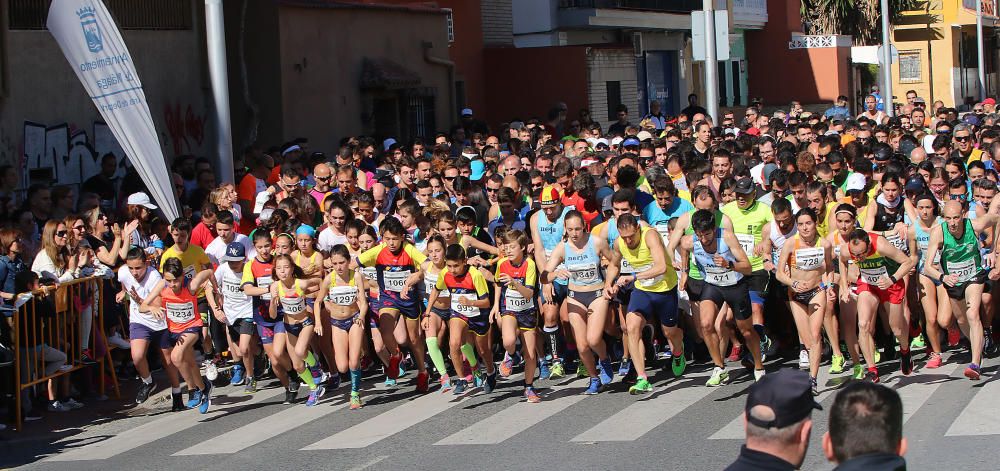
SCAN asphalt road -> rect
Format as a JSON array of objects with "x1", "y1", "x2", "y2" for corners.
[{"x1": 6, "y1": 350, "x2": 998, "y2": 471}]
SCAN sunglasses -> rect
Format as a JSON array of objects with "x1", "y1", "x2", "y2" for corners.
[
  {"x1": 316, "y1": 175, "x2": 331, "y2": 181},
  {"x1": 955, "y1": 135, "x2": 971, "y2": 142},
  {"x1": 444, "y1": 176, "x2": 456, "y2": 181},
  {"x1": 73, "y1": 224, "x2": 86, "y2": 230},
  {"x1": 486, "y1": 187, "x2": 499, "y2": 193},
  {"x1": 56, "y1": 230, "x2": 68, "y2": 237},
  {"x1": 949, "y1": 193, "x2": 968, "y2": 200}
]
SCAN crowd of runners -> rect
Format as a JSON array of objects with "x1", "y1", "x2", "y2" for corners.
[{"x1": 3, "y1": 94, "x2": 999, "y2": 416}]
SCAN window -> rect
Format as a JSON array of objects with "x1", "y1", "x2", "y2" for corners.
[
  {"x1": 606, "y1": 81, "x2": 622, "y2": 122},
  {"x1": 10, "y1": 0, "x2": 193, "y2": 30},
  {"x1": 443, "y1": 8, "x2": 455, "y2": 43},
  {"x1": 899, "y1": 51, "x2": 922, "y2": 83}
]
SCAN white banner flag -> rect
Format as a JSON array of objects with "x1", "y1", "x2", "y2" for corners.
[{"x1": 47, "y1": 0, "x2": 179, "y2": 220}]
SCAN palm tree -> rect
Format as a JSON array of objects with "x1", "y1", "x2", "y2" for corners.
[{"x1": 800, "y1": 0, "x2": 919, "y2": 45}]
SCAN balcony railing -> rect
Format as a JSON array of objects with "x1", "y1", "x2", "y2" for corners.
[
  {"x1": 964, "y1": 0, "x2": 998, "y2": 17},
  {"x1": 558, "y1": 0, "x2": 702, "y2": 13}
]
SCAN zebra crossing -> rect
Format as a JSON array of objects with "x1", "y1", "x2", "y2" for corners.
[{"x1": 27, "y1": 352, "x2": 1000, "y2": 470}]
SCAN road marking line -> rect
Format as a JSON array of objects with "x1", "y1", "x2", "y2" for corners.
[
  {"x1": 435, "y1": 378, "x2": 589, "y2": 445},
  {"x1": 894, "y1": 363, "x2": 963, "y2": 424},
  {"x1": 571, "y1": 371, "x2": 713, "y2": 443},
  {"x1": 45, "y1": 386, "x2": 287, "y2": 461},
  {"x1": 348, "y1": 455, "x2": 389, "y2": 471},
  {"x1": 173, "y1": 396, "x2": 349, "y2": 455},
  {"x1": 945, "y1": 370, "x2": 1000, "y2": 436}
]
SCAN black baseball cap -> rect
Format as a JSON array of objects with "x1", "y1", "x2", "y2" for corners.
[
  {"x1": 905, "y1": 175, "x2": 926, "y2": 192},
  {"x1": 734, "y1": 177, "x2": 756, "y2": 195},
  {"x1": 745, "y1": 369, "x2": 822, "y2": 429}
]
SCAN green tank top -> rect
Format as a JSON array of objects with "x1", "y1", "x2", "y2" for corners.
[
  {"x1": 722, "y1": 201, "x2": 772, "y2": 272},
  {"x1": 941, "y1": 219, "x2": 982, "y2": 283},
  {"x1": 684, "y1": 209, "x2": 723, "y2": 281},
  {"x1": 855, "y1": 233, "x2": 895, "y2": 285}
]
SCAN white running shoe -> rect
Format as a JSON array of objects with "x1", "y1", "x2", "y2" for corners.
[
  {"x1": 205, "y1": 362, "x2": 219, "y2": 381},
  {"x1": 798, "y1": 349, "x2": 809, "y2": 370}
]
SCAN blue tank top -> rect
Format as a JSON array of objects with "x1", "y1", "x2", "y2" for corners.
[
  {"x1": 693, "y1": 228, "x2": 743, "y2": 287},
  {"x1": 538, "y1": 206, "x2": 572, "y2": 285},
  {"x1": 564, "y1": 236, "x2": 603, "y2": 287},
  {"x1": 907, "y1": 215, "x2": 941, "y2": 273}
]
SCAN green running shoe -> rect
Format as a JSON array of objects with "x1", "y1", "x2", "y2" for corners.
[
  {"x1": 671, "y1": 355, "x2": 687, "y2": 377},
  {"x1": 576, "y1": 361, "x2": 588, "y2": 378},
  {"x1": 829, "y1": 354, "x2": 846, "y2": 374},
  {"x1": 549, "y1": 361, "x2": 566, "y2": 379},
  {"x1": 910, "y1": 335, "x2": 926, "y2": 350},
  {"x1": 628, "y1": 377, "x2": 653, "y2": 395},
  {"x1": 852, "y1": 363, "x2": 864, "y2": 380},
  {"x1": 706, "y1": 367, "x2": 729, "y2": 387},
  {"x1": 874, "y1": 349, "x2": 881, "y2": 364}
]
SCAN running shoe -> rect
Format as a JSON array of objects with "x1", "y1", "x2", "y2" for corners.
[
  {"x1": 576, "y1": 361, "x2": 588, "y2": 378},
  {"x1": 864, "y1": 369, "x2": 880, "y2": 383},
  {"x1": 171, "y1": 392, "x2": 185, "y2": 412},
  {"x1": 453, "y1": 379, "x2": 468, "y2": 395},
  {"x1": 874, "y1": 349, "x2": 881, "y2": 365},
  {"x1": 671, "y1": 355, "x2": 687, "y2": 377},
  {"x1": 706, "y1": 367, "x2": 729, "y2": 387},
  {"x1": 852, "y1": 363, "x2": 864, "y2": 380},
  {"x1": 198, "y1": 389, "x2": 211, "y2": 414},
  {"x1": 135, "y1": 381, "x2": 155, "y2": 404},
  {"x1": 350, "y1": 391, "x2": 363, "y2": 410},
  {"x1": 328, "y1": 372, "x2": 341, "y2": 390},
  {"x1": 965, "y1": 363, "x2": 982, "y2": 380},
  {"x1": 538, "y1": 360, "x2": 550, "y2": 380},
  {"x1": 549, "y1": 360, "x2": 566, "y2": 379},
  {"x1": 439, "y1": 375, "x2": 453, "y2": 393},
  {"x1": 657, "y1": 345, "x2": 673, "y2": 360},
  {"x1": 628, "y1": 377, "x2": 653, "y2": 395},
  {"x1": 289, "y1": 377, "x2": 301, "y2": 393},
  {"x1": 760, "y1": 335, "x2": 773, "y2": 360},
  {"x1": 810, "y1": 377, "x2": 819, "y2": 396},
  {"x1": 416, "y1": 371, "x2": 429, "y2": 393},
  {"x1": 499, "y1": 352, "x2": 514, "y2": 378},
  {"x1": 829, "y1": 355, "x2": 846, "y2": 374},
  {"x1": 306, "y1": 390, "x2": 319, "y2": 407},
  {"x1": 384, "y1": 376, "x2": 397, "y2": 388},
  {"x1": 484, "y1": 372, "x2": 497, "y2": 394},
  {"x1": 910, "y1": 334, "x2": 926, "y2": 350},
  {"x1": 473, "y1": 369, "x2": 485, "y2": 388},
  {"x1": 598, "y1": 359, "x2": 615, "y2": 385},
  {"x1": 284, "y1": 387, "x2": 296, "y2": 404},
  {"x1": 205, "y1": 361, "x2": 219, "y2": 382},
  {"x1": 900, "y1": 349, "x2": 913, "y2": 376},
  {"x1": 524, "y1": 386, "x2": 541, "y2": 403},
  {"x1": 314, "y1": 382, "x2": 327, "y2": 399},
  {"x1": 798, "y1": 349, "x2": 809, "y2": 370},
  {"x1": 754, "y1": 369, "x2": 766, "y2": 382},
  {"x1": 64, "y1": 398, "x2": 84, "y2": 410},
  {"x1": 47, "y1": 401, "x2": 71, "y2": 412},
  {"x1": 726, "y1": 344, "x2": 743, "y2": 363},
  {"x1": 925, "y1": 351, "x2": 943, "y2": 369},
  {"x1": 387, "y1": 353, "x2": 402, "y2": 380},
  {"x1": 186, "y1": 390, "x2": 203, "y2": 409},
  {"x1": 583, "y1": 377, "x2": 601, "y2": 395},
  {"x1": 245, "y1": 377, "x2": 257, "y2": 394},
  {"x1": 397, "y1": 364, "x2": 407, "y2": 378},
  {"x1": 618, "y1": 358, "x2": 632, "y2": 377},
  {"x1": 229, "y1": 365, "x2": 245, "y2": 387}
]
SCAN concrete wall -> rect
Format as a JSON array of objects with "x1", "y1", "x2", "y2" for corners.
[
  {"x1": 482, "y1": 45, "x2": 589, "y2": 128},
  {"x1": 0, "y1": 4, "x2": 209, "y2": 189},
  {"x1": 224, "y1": 0, "x2": 282, "y2": 153},
  {"x1": 512, "y1": 0, "x2": 557, "y2": 36},
  {"x1": 587, "y1": 48, "x2": 639, "y2": 124},
  {"x1": 274, "y1": 5, "x2": 452, "y2": 152}
]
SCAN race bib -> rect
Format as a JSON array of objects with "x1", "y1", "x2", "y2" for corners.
[
  {"x1": 705, "y1": 265, "x2": 738, "y2": 287},
  {"x1": 258, "y1": 275, "x2": 273, "y2": 301},
  {"x1": 620, "y1": 258, "x2": 634, "y2": 274},
  {"x1": 281, "y1": 296, "x2": 306, "y2": 315},
  {"x1": 736, "y1": 233, "x2": 756, "y2": 257},
  {"x1": 885, "y1": 232, "x2": 908, "y2": 254},
  {"x1": 183, "y1": 265, "x2": 196, "y2": 283},
  {"x1": 326, "y1": 285, "x2": 357, "y2": 306},
  {"x1": 165, "y1": 301, "x2": 195, "y2": 323},
  {"x1": 859, "y1": 266, "x2": 888, "y2": 285},
  {"x1": 451, "y1": 294, "x2": 480, "y2": 317},
  {"x1": 361, "y1": 267, "x2": 377, "y2": 281},
  {"x1": 655, "y1": 224, "x2": 671, "y2": 247},
  {"x1": 504, "y1": 289, "x2": 533, "y2": 312},
  {"x1": 633, "y1": 263, "x2": 664, "y2": 288},
  {"x1": 383, "y1": 269, "x2": 410, "y2": 292},
  {"x1": 424, "y1": 276, "x2": 449, "y2": 298},
  {"x1": 222, "y1": 279, "x2": 245, "y2": 302},
  {"x1": 795, "y1": 248, "x2": 824, "y2": 271},
  {"x1": 568, "y1": 263, "x2": 599, "y2": 285},
  {"x1": 948, "y1": 258, "x2": 977, "y2": 283}
]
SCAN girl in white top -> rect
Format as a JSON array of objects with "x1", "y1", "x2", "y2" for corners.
[{"x1": 210, "y1": 244, "x2": 256, "y2": 390}]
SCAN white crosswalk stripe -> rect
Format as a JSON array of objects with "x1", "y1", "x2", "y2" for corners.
[
  {"x1": 945, "y1": 370, "x2": 1000, "y2": 436},
  {"x1": 895, "y1": 363, "x2": 964, "y2": 423},
  {"x1": 572, "y1": 370, "x2": 713, "y2": 443},
  {"x1": 44, "y1": 385, "x2": 287, "y2": 462},
  {"x1": 435, "y1": 377, "x2": 589, "y2": 445}
]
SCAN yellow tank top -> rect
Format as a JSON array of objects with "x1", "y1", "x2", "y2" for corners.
[{"x1": 617, "y1": 226, "x2": 678, "y2": 292}]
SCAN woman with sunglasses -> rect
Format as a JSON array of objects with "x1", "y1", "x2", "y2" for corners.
[
  {"x1": 32, "y1": 220, "x2": 87, "y2": 284},
  {"x1": 0, "y1": 228, "x2": 27, "y2": 318}
]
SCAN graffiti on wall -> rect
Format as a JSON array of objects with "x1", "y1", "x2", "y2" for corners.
[
  {"x1": 22, "y1": 121, "x2": 127, "y2": 187},
  {"x1": 163, "y1": 101, "x2": 205, "y2": 155}
]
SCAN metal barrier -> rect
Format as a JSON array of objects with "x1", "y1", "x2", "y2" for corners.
[{"x1": 11, "y1": 276, "x2": 120, "y2": 431}]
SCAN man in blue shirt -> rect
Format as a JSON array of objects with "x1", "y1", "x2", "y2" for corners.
[{"x1": 823, "y1": 95, "x2": 851, "y2": 121}]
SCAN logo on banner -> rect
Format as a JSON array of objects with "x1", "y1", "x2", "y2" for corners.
[{"x1": 76, "y1": 5, "x2": 102, "y2": 53}]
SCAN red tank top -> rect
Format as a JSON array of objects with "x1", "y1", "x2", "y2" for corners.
[{"x1": 160, "y1": 283, "x2": 202, "y2": 333}]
